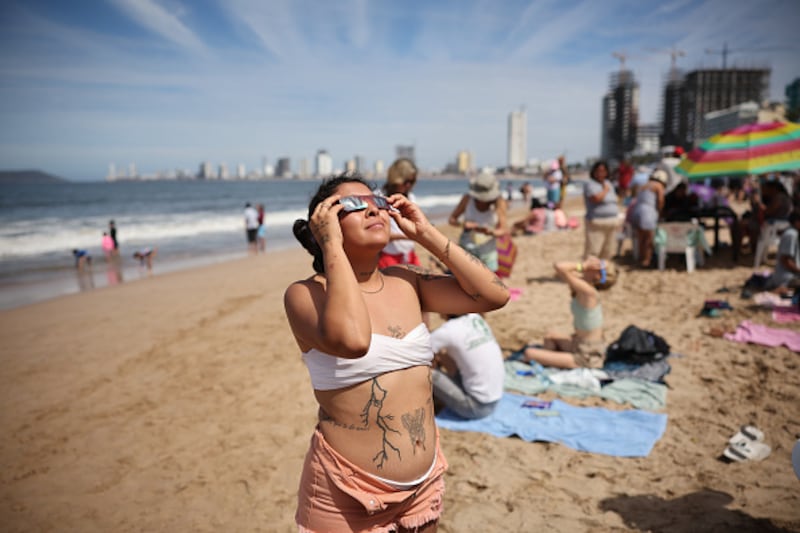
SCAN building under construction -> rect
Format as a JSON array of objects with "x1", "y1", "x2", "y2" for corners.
[
  {"x1": 601, "y1": 69, "x2": 639, "y2": 161},
  {"x1": 660, "y1": 67, "x2": 770, "y2": 149}
]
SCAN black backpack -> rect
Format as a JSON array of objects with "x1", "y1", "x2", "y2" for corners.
[{"x1": 606, "y1": 325, "x2": 671, "y2": 364}]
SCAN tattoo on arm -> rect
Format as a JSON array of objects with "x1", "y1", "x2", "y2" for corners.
[
  {"x1": 443, "y1": 239, "x2": 451, "y2": 260},
  {"x1": 360, "y1": 379, "x2": 401, "y2": 469},
  {"x1": 401, "y1": 408, "x2": 427, "y2": 453}
]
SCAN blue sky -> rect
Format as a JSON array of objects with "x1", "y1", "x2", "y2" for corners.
[{"x1": 0, "y1": 0, "x2": 798, "y2": 181}]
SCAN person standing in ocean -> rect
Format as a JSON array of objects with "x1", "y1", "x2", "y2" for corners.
[
  {"x1": 108, "y1": 220, "x2": 119, "y2": 257},
  {"x1": 243, "y1": 202, "x2": 259, "y2": 254}
]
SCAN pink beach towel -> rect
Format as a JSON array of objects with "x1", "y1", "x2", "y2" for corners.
[
  {"x1": 773, "y1": 306, "x2": 800, "y2": 324},
  {"x1": 724, "y1": 320, "x2": 800, "y2": 352}
]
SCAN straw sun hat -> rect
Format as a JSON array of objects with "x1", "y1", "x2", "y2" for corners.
[
  {"x1": 650, "y1": 169, "x2": 669, "y2": 186},
  {"x1": 468, "y1": 172, "x2": 501, "y2": 202}
]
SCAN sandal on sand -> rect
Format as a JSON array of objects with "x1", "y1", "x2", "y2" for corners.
[
  {"x1": 724, "y1": 439, "x2": 771, "y2": 462},
  {"x1": 728, "y1": 424, "x2": 765, "y2": 446}
]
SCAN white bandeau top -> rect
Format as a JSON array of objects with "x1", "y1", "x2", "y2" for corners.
[{"x1": 302, "y1": 323, "x2": 433, "y2": 390}]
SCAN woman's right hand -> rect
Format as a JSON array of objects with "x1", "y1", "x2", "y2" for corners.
[{"x1": 309, "y1": 194, "x2": 345, "y2": 249}]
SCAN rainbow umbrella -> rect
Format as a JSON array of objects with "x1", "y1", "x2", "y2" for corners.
[{"x1": 676, "y1": 121, "x2": 800, "y2": 179}]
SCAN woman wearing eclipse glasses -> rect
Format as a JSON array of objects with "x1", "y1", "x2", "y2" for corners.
[{"x1": 286, "y1": 174, "x2": 509, "y2": 532}]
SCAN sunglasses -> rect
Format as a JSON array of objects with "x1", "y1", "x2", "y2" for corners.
[{"x1": 337, "y1": 195, "x2": 391, "y2": 213}]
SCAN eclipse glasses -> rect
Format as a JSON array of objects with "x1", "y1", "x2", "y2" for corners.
[{"x1": 338, "y1": 195, "x2": 391, "y2": 213}]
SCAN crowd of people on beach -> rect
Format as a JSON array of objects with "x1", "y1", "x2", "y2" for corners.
[{"x1": 280, "y1": 152, "x2": 800, "y2": 531}]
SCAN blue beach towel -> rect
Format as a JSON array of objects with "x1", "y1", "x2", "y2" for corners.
[{"x1": 436, "y1": 392, "x2": 667, "y2": 458}]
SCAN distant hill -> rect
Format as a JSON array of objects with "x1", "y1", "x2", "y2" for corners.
[{"x1": 0, "y1": 170, "x2": 68, "y2": 184}]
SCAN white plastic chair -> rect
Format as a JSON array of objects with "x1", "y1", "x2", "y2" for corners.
[
  {"x1": 754, "y1": 220, "x2": 790, "y2": 268},
  {"x1": 655, "y1": 220, "x2": 708, "y2": 273}
]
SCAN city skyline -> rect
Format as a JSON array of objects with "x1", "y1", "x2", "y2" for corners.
[{"x1": 1, "y1": 0, "x2": 798, "y2": 181}]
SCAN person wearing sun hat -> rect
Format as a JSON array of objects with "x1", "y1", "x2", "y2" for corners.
[
  {"x1": 448, "y1": 170, "x2": 509, "y2": 272},
  {"x1": 630, "y1": 169, "x2": 668, "y2": 268}
]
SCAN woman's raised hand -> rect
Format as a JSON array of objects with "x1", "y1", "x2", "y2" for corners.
[
  {"x1": 386, "y1": 194, "x2": 433, "y2": 240},
  {"x1": 309, "y1": 194, "x2": 345, "y2": 248}
]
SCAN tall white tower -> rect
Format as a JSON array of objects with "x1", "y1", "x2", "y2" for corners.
[
  {"x1": 315, "y1": 150, "x2": 333, "y2": 177},
  {"x1": 507, "y1": 107, "x2": 527, "y2": 170}
]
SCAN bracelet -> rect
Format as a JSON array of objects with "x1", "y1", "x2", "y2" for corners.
[{"x1": 576, "y1": 262, "x2": 583, "y2": 273}]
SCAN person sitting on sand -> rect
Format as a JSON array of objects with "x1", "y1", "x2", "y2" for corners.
[
  {"x1": 430, "y1": 313, "x2": 505, "y2": 419},
  {"x1": 517, "y1": 257, "x2": 617, "y2": 369},
  {"x1": 511, "y1": 197, "x2": 549, "y2": 235},
  {"x1": 764, "y1": 210, "x2": 800, "y2": 294},
  {"x1": 285, "y1": 174, "x2": 509, "y2": 531}
]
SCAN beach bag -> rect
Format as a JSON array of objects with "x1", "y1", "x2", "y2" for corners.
[
  {"x1": 606, "y1": 325, "x2": 670, "y2": 364},
  {"x1": 495, "y1": 234, "x2": 518, "y2": 278}
]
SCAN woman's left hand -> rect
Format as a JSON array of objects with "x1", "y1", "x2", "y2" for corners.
[{"x1": 386, "y1": 194, "x2": 433, "y2": 241}]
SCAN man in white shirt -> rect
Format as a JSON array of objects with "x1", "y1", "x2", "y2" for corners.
[
  {"x1": 243, "y1": 202, "x2": 260, "y2": 253},
  {"x1": 766, "y1": 210, "x2": 800, "y2": 292},
  {"x1": 431, "y1": 313, "x2": 505, "y2": 419}
]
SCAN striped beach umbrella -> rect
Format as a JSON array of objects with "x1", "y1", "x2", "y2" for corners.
[{"x1": 676, "y1": 121, "x2": 800, "y2": 179}]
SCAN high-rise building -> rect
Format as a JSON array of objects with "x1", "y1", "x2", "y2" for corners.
[
  {"x1": 374, "y1": 160, "x2": 384, "y2": 176},
  {"x1": 276, "y1": 158, "x2": 291, "y2": 178},
  {"x1": 198, "y1": 161, "x2": 213, "y2": 179},
  {"x1": 507, "y1": 107, "x2": 527, "y2": 169},
  {"x1": 660, "y1": 75, "x2": 686, "y2": 149},
  {"x1": 456, "y1": 150, "x2": 472, "y2": 174},
  {"x1": 601, "y1": 70, "x2": 639, "y2": 161},
  {"x1": 635, "y1": 123, "x2": 660, "y2": 155},
  {"x1": 315, "y1": 150, "x2": 333, "y2": 177},
  {"x1": 785, "y1": 77, "x2": 800, "y2": 121},
  {"x1": 396, "y1": 145, "x2": 415, "y2": 162},
  {"x1": 236, "y1": 163, "x2": 246, "y2": 179},
  {"x1": 682, "y1": 68, "x2": 770, "y2": 147},
  {"x1": 354, "y1": 155, "x2": 366, "y2": 174},
  {"x1": 298, "y1": 158, "x2": 310, "y2": 179},
  {"x1": 218, "y1": 163, "x2": 229, "y2": 180}
]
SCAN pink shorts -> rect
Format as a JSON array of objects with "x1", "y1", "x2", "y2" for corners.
[{"x1": 296, "y1": 427, "x2": 447, "y2": 532}]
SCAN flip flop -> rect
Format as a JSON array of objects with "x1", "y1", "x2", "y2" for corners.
[
  {"x1": 724, "y1": 439, "x2": 771, "y2": 462},
  {"x1": 728, "y1": 424, "x2": 765, "y2": 446}
]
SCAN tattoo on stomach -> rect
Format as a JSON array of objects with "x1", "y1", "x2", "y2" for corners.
[
  {"x1": 401, "y1": 408, "x2": 427, "y2": 454},
  {"x1": 319, "y1": 377, "x2": 430, "y2": 470}
]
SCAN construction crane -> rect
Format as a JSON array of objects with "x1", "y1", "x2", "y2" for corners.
[
  {"x1": 706, "y1": 41, "x2": 797, "y2": 69},
  {"x1": 648, "y1": 45, "x2": 686, "y2": 81},
  {"x1": 612, "y1": 51, "x2": 628, "y2": 71}
]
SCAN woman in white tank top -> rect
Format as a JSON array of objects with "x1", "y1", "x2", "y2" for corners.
[
  {"x1": 285, "y1": 174, "x2": 509, "y2": 532},
  {"x1": 448, "y1": 171, "x2": 509, "y2": 272}
]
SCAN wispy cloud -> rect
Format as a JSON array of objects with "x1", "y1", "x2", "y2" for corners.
[
  {"x1": 109, "y1": 0, "x2": 207, "y2": 53},
  {"x1": 0, "y1": 0, "x2": 796, "y2": 179}
]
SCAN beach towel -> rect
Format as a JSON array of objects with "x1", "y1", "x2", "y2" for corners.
[
  {"x1": 724, "y1": 320, "x2": 800, "y2": 352},
  {"x1": 436, "y1": 393, "x2": 667, "y2": 457},
  {"x1": 504, "y1": 361, "x2": 667, "y2": 411},
  {"x1": 495, "y1": 235, "x2": 517, "y2": 278},
  {"x1": 773, "y1": 306, "x2": 800, "y2": 324}
]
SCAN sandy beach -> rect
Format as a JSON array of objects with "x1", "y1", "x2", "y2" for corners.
[{"x1": 2, "y1": 199, "x2": 799, "y2": 532}]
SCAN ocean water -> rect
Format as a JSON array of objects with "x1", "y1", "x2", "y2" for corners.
[{"x1": 0, "y1": 177, "x2": 550, "y2": 310}]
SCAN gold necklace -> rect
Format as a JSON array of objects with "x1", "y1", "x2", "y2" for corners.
[{"x1": 360, "y1": 272, "x2": 385, "y2": 294}]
